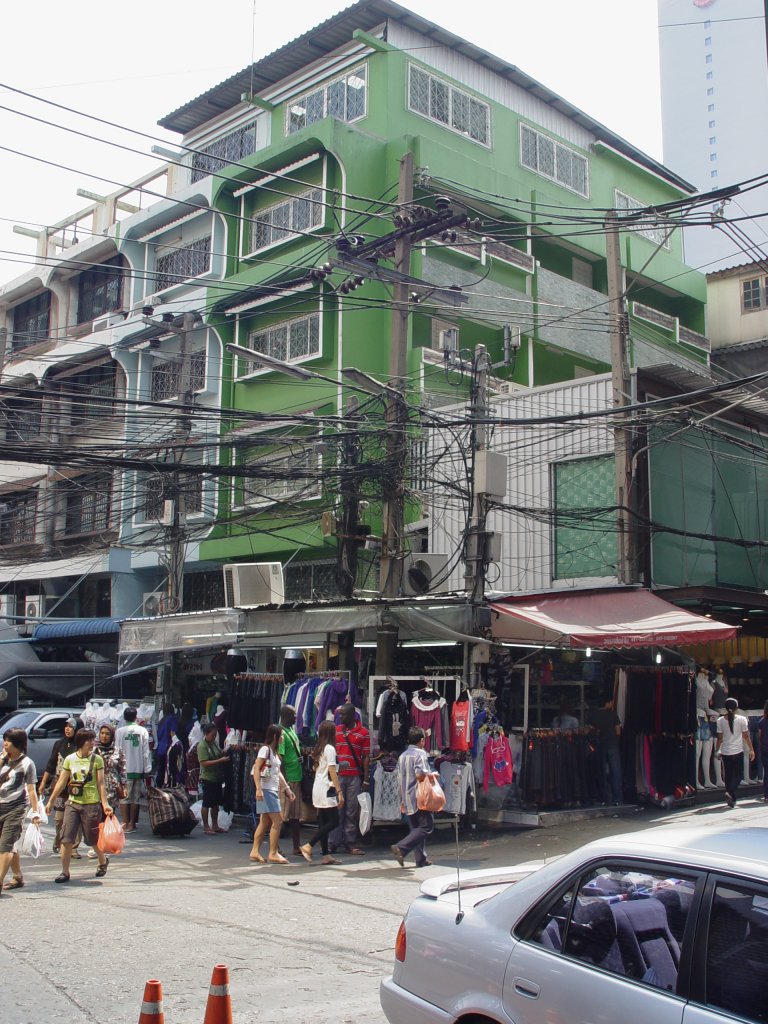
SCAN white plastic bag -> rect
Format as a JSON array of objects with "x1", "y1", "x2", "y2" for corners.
[
  {"x1": 357, "y1": 791, "x2": 372, "y2": 836},
  {"x1": 190, "y1": 799, "x2": 203, "y2": 824},
  {"x1": 21, "y1": 821, "x2": 44, "y2": 858},
  {"x1": 29, "y1": 804, "x2": 47, "y2": 825},
  {"x1": 215, "y1": 810, "x2": 233, "y2": 832}
]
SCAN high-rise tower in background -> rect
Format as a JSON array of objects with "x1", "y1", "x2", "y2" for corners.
[{"x1": 658, "y1": 0, "x2": 768, "y2": 272}]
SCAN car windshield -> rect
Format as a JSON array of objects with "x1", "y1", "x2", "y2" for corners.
[{"x1": 0, "y1": 711, "x2": 37, "y2": 732}]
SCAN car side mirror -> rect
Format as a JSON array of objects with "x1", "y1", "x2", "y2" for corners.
[{"x1": 28, "y1": 729, "x2": 45, "y2": 740}]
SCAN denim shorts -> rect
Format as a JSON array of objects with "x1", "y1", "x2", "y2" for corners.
[{"x1": 256, "y1": 789, "x2": 281, "y2": 814}]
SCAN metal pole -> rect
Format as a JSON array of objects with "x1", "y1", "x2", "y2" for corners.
[
  {"x1": 377, "y1": 152, "x2": 413, "y2": 675},
  {"x1": 605, "y1": 212, "x2": 634, "y2": 584}
]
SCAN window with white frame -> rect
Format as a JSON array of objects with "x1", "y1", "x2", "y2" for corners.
[
  {"x1": 614, "y1": 190, "x2": 670, "y2": 248},
  {"x1": 59, "y1": 472, "x2": 112, "y2": 537},
  {"x1": 286, "y1": 65, "x2": 367, "y2": 134},
  {"x1": 150, "y1": 348, "x2": 206, "y2": 402},
  {"x1": 240, "y1": 435, "x2": 321, "y2": 507},
  {"x1": 11, "y1": 291, "x2": 51, "y2": 352},
  {"x1": 55, "y1": 363, "x2": 117, "y2": 427},
  {"x1": 238, "y1": 312, "x2": 320, "y2": 377},
  {"x1": 248, "y1": 188, "x2": 323, "y2": 253},
  {"x1": 190, "y1": 122, "x2": 257, "y2": 184},
  {"x1": 408, "y1": 65, "x2": 490, "y2": 146},
  {"x1": 520, "y1": 124, "x2": 588, "y2": 197},
  {"x1": 155, "y1": 236, "x2": 211, "y2": 291},
  {"x1": 742, "y1": 277, "x2": 766, "y2": 312},
  {"x1": 141, "y1": 469, "x2": 204, "y2": 522},
  {"x1": 2, "y1": 392, "x2": 42, "y2": 441}
]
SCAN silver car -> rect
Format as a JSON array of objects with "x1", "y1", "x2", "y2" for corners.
[{"x1": 381, "y1": 825, "x2": 768, "y2": 1024}]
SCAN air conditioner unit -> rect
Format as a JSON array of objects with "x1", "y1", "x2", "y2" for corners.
[
  {"x1": 142, "y1": 591, "x2": 166, "y2": 617},
  {"x1": 0, "y1": 594, "x2": 16, "y2": 624},
  {"x1": 402, "y1": 553, "x2": 450, "y2": 597},
  {"x1": 223, "y1": 563, "x2": 285, "y2": 608},
  {"x1": 24, "y1": 594, "x2": 44, "y2": 621}
]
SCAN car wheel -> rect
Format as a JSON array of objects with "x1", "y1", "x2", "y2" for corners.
[{"x1": 457, "y1": 1017, "x2": 499, "y2": 1024}]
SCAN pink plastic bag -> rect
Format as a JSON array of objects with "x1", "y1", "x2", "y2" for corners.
[{"x1": 97, "y1": 813, "x2": 126, "y2": 855}]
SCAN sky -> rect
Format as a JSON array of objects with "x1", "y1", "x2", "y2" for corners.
[{"x1": 0, "y1": 0, "x2": 665, "y2": 276}]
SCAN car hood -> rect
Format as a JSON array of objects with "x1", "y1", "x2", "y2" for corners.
[{"x1": 419, "y1": 859, "x2": 553, "y2": 901}]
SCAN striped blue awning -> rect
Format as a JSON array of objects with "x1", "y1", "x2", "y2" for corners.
[{"x1": 32, "y1": 618, "x2": 120, "y2": 641}]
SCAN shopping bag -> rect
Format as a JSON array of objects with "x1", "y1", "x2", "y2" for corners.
[
  {"x1": 416, "y1": 773, "x2": 446, "y2": 813},
  {"x1": 215, "y1": 810, "x2": 233, "y2": 832},
  {"x1": 21, "y1": 821, "x2": 45, "y2": 858},
  {"x1": 97, "y1": 814, "x2": 126, "y2": 855},
  {"x1": 30, "y1": 804, "x2": 48, "y2": 825},
  {"x1": 357, "y1": 791, "x2": 372, "y2": 835}
]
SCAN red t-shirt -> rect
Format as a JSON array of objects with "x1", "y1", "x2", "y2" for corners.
[
  {"x1": 334, "y1": 724, "x2": 370, "y2": 777},
  {"x1": 449, "y1": 701, "x2": 471, "y2": 752}
]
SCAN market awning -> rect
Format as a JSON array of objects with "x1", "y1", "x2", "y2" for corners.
[
  {"x1": 32, "y1": 618, "x2": 120, "y2": 641},
  {"x1": 489, "y1": 588, "x2": 737, "y2": 648}
]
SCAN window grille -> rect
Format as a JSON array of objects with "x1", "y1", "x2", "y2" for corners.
[
  {"x1": 239, "y1": 313, "x2": 320, "y2": 376},
  {"x1": 183, "y1": 569, "x2": 225, "y2": 611},
  {"x1": 155, "y1": 237, "x2": 211, "y2": 291},
  {"x1": 0, "y1": 491, "x2": 37, "y2": 546},
  {"x1": 60, "y1": 473, "x2": 112, "y2": 536},
  {"x1": 11, "y1": 292, "x2": 50, "y2": 351},
  {"x1": 286, "y1": 65, "x2": 366, "y2": 134},
  {"x1": 408, "y1": 65, "x2": 489, "y2": 146},
  {"x1": 614, "y1": 191, "x2": 670, "y2": 248},
  {"x1": 143, "y1": 471, "x2": 203, "y2": 521},
  {"x1": 190, "y1": 122, "x2": 257, "y2": 183},
  {"x1": 520, "y1": 124, "x2": 588, "y2": 197},
  {"x1": 554, "y1": 456, "x2": 616, "y2": 579},
  {"x1": 77, "y1": 258, "x2": 124, "y2": 324},
  {"x1": 249, "y1": 188, "x2": 323, "y2": 252},
  {"x1": 242, "y1": 438, "x2": 320, "y2": 507},
  {"x1": 58, "y1": 364, "x2": 116, "y2": 426},
  {"x1": 285, "y1": 561, "x2": 340, "y2": 601},
  {"x1": 3, "y1": 394, "x2": 41, "y2": 441},
  {"x1": 150, "y1": 349, "x2": 206, "y2": 402}
]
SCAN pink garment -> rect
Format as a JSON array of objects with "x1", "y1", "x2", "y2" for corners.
[
  {"x1": 483, "y1": 733, "x2": 513, "y2": 791},
  {"x1": 410, "y1": 694, "x2": 445, "y2": 751}
]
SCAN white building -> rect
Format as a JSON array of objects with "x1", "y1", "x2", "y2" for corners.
[{"x1": 658, "y1": 0, "x2": 768, "y2": 272}]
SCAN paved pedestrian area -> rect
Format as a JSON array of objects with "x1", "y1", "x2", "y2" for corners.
[{"x1": 3, "y1": 795, "x2": 767, "y2": 1023}]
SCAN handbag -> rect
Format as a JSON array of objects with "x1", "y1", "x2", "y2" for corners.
[
  {"x1": 67, "y1": 754, "x2": 96, "y2": 798},
  {"x1": 416, "y1": 772, "x2": 446, "y2": 813}
]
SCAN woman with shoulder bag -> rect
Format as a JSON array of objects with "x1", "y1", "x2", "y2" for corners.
[
  {"x1": 715, "y1": 697, "x2": 755, "y2": 807},
  {"x1": 300, "y1": 721, "x2": 344, "y2": 866},
  {"x1": 250, "y1": 724, "x2": 294, "y2": 864},
  {"x1": 45, "y1": 728, "x2": 113, "y2": 884}
]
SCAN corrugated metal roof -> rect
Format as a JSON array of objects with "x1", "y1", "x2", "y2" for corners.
[
  {"x1": 32, "y1": 618, "x2": 120, "y2": 641},
  {"x1": 158, "y1": 0, "x2": 693, "y2": 194}
]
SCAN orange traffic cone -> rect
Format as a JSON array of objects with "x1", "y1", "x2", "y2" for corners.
[
  {"x1": 203, "y1": 964, "x2": 233, "y2": 1024},
  {"x1": 139, "y1": 980, "x2": 164, "y2": 1023}
]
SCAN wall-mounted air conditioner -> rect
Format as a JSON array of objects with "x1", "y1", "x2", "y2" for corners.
[
  {"x1": 0, "y1": 594, "x2": 16, "y2": 624},
  {"x1": 142, "y1": 591, "x2": 166, "y2": 617},
  {"x1": 19, "y1": 594, "x2": 44, "y2": 635},
  {"x1": 223, "y1": 563, "x2": 285, "y2": 608},
  {"x1": 402, "y1": 553, "x2": 450, "y2": 597}
]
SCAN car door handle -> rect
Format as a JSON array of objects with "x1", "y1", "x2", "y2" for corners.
[{"x1": 513, "y1": 978, "x2": 540, "y2": 999}]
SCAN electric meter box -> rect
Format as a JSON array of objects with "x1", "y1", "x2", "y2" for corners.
[{"x1": 475, "y1": 450, "x2": 508, "y2": 499}]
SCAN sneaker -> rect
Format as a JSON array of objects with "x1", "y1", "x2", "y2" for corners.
[{"x1": 87, "y1": 849, "x2": 97, "y2": 860}]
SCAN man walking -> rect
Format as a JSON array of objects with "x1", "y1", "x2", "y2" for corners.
[
  {"x1": 116, "y1": 706, "x2": 152, "y2": 832},
  {"x1": 588, "y1": 690, "x2": 623, "y2": 806},
  {"x1": 277, "y1": 705, "x2": 304, "y2": 855},
  {"x1": 392, "y1": 727, "x2": 432, "y2": 869},
  {"x1": 330, "y1": 703, "x2": 370, "y2": 855},
  {"x1": 196, "y1": 722, "x2": 229, "y2": 834}
]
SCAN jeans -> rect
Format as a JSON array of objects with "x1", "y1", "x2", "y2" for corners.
[
  {"x1": 309, "y1": 806, "x2": 339, "y2": 856},
  {"x1": 396, "y1": 810, "x2": 434, "y2": 866},
  {"x1": 329, "y1": 775, "x2": 362, "y2": 850},
  {"x1": 602, "y1": 747, "x2": 623, "y2": 805},
  {"x1": 721, "y1": 753, "x2": 744, "y2": 801}
]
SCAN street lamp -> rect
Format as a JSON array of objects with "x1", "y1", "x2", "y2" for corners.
[
  {"x1": 225, "y1": 343, "x2": 317, "y2": 381},
  {"x1": 340, "y1": 366, "x2": 398, "y2": 398}
]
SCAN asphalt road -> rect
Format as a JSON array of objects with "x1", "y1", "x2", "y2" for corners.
[{"x1": 3, "y1": 792, "x2": 767, "y2": 1024}]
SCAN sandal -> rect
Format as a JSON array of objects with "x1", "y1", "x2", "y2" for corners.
[
  {"x1": 267, "y1": 854, "x2": 289, "y2": 864},
  {"x1": 95, "y1": 857, "x2": 109, "y2": 878},
  {"x1": 54, "y1": 873, "x2": 70, "y2": 883},
  {"x1": 3, "y1": 877, "x2": 24, "y2": 890},
  {"x1": 299, "y1": 843, "x2": 313, "y2": 864},
  {"x1": 346, "y1": 847, "x2": 366, "y2": 856},
  {"x1": 249, "y1": 854, "x2": 265, "y2": 863},
  {"x1": 321, "y1": 857, "x2": 341, "y2": 865},
  {"x1": 203, "y1": 829, "x2": 216, "y2": 835}
]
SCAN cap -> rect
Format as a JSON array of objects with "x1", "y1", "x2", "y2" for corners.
[{"x1": 65, "y1": 717, "x2": 77, "y2": 727}]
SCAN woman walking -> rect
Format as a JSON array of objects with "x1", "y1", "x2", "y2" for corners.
[
  {"x1": 300, "y1": 721, "x2": 344, "y2": 866},
  {"x1": 88, "y1": 725, "x2": 126, "y2": 860},
  {"x1": 45, "y1": 728, "x2": 113, "y2": 883},
  {"x1": 715, "y1": 697, "x2": 755, "y2": 808},
  {"x1": 0, "y1": 728, "x2": 42, "y2": 893},
  {"x1": 250, "y1": 724, "x2": 294, "y2": 864}
]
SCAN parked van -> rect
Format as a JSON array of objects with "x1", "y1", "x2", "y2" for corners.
[{"x1": 0, "y1": 707, "x2": 83, "y2": 777}]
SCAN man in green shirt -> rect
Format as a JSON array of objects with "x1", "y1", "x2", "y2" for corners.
[
  {"x1": 197, "y1": 723, "x2": 230, "y2": 834},
  {"x1": 278, "y1": 705, "x2": 303, "y2": 854}
]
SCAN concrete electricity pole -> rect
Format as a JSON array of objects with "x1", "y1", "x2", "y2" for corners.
[
  {"x1": 376, "y1": 151, "x2": 413, "y2": 675},
  {"x1": 605, "y1": 212, "x2": 635, "y2": 585}
]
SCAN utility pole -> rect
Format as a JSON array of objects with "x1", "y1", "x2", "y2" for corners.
[
  {"x1": 336, "y1": 397, "x2": 362, "y2": 675},
  {"x1": 605, "y1": 212, "x2": 635, "y2": 585},
  {"x1": 464, "y1": 344, "x2": 490, "y2": 605},
  {"x1": 166, "y1": 310, "x2": 196, "y2": 617},
  {"x1": 376, "y1": 151, "x2": 413, "y2": 675}
]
